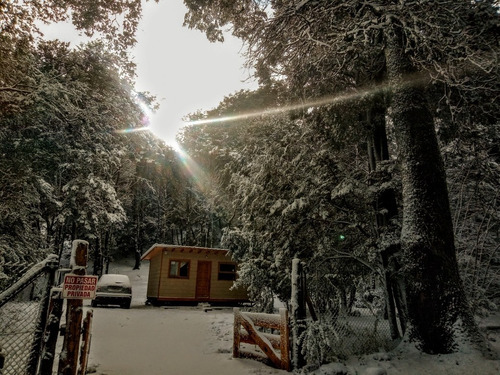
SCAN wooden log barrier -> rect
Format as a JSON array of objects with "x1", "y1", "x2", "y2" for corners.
[{"x1": 233, "y1": 308, "x2": 290, "y2": 371}]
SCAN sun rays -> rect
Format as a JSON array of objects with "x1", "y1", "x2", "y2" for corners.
[
  {"x1": 110, "y1": 71, "x2": 432, "y2": 212},
  {"x1": 114, "y1": 126, "x2": 150, "y2": 134},
  {"x1": 114, "y1": 92, "x2": 154, "y2": 134},
  {"x1": 182, "y1": 70, "x2": 431, "y2": 128},
  {"x1": 175, "y1": 147, "x2": 214, "y2": 195},
  {"x1": 114, "y1": 70, "x2": 430, "y2": 165}
]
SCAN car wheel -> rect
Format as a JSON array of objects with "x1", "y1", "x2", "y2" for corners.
[
  {"x1": 91, "y1": 300, "x2": 97, "y2": 307},
  {"x1": 122, "y1": 301, "x2": 131, "y2": 309}
]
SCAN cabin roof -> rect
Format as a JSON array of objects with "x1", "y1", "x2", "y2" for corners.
[{"x1": 141, "y1": 244, "x2": 229, "y2": 261}]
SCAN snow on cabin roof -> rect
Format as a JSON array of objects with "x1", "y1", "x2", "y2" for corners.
[{"x1": 140, "y1": 244, "x2": 229, "y2": 260}]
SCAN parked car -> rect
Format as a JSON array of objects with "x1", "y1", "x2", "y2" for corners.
[{"x1": 91, "y1": 274, "x2": 132, "y2": 309}]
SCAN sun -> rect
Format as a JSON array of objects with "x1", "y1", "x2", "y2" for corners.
[
  {"x1": 126, "y1": 93, "x2": 184, "y2": 151},
  {"x1": 147, "y1": 110, "x2": 185, "y2": 152}
]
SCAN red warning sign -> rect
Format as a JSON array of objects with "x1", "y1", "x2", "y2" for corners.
[{"x1": 62, "y1": 274, "x2": 98, "y2": 299}]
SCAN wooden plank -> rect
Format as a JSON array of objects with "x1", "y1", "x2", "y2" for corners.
[
  {"x1": 147, "y1": 255, "x2": 161, "y2": 298},
  {"x1": 233, "y1": 308, "x2": 291, "y2": 371},
  {"x1": 291, "y1": 258, "x2": 306, "y2": 369},
  {"x1": 58, "y1": 299, "x2": 83, "y2": 375},
  {"x1": 239, "y1": 313, "x2": 282, "y2": 369},
  {"x1": 240, "y1": 331, "x2": 281, "y2": 349},
  {"x1": 242, "y1": 312, "x2": 281, "y2": 330},
  {"x1": 238, "y1": 348, "x2": 271, "y2": 364}
]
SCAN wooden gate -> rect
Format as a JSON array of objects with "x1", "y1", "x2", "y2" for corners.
[{"x1": 233, "y1": 308, "x2": 290, "y2": 371}]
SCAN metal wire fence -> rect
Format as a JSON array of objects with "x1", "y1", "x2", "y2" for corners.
[
  {"x1": 0, "y1": 263, "x2": 32, "y2": 293},
  {"x1": 239, "y1": 294, "x2": 401, "y2": 372},
  {"x1": 0, "y1": 255, "x2": 57, "y2": 375},
  {"x1": 292, "y1": 294, "x2": 402, "y2": 372},
  {"x1": 287, "y1": 259, "x2": 404, "y2": 370},
  {"x1": 305, "y1": 304, "x2": 398, "y2": 359}
]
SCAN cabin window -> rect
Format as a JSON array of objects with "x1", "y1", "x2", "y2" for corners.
[
  {"x1": 169, "y1": 260, "x2": 190, "y2": 278},
  {"x1": 218, "y1": 262, "x2": 237, "y2": 281}
]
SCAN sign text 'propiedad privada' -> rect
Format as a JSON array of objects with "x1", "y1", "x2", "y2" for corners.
[{"x1": 62, "y1": 274, "x2": 98, "y2": 299}]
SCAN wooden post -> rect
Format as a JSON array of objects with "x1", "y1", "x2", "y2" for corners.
[
  {"x1": 39, "y1": 291, "x2": 64, "y2": 375},
  {"x1": 26, "y1": 255, "x2": 58, "y2": 375},
  {"x1": 58, "y1": 240, "x2": 88, "y2": 375},
  {"x1": 78, "y1": 310, "x2": 93, "y2": 375},
  {"x1": 279, "y1": 308, "x2": 291, "y2": 371},
  {"x1": 233, "y1": 308, "x2": 241, "y2": 359},
  {"x1": 291, "y1": 258, "x2": 306, "y2": 369}
]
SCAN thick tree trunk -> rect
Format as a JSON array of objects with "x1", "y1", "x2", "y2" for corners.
[{"x1": 384, "y1": 23, "x2": 466, "y2": 353}]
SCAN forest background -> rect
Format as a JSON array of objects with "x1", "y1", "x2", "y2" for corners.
[{"x1": 1, "y1": 0, "x2": 499, "y2": 368}]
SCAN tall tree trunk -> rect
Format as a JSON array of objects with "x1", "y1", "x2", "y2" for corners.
[
  {"x1": 384, "y1": 22, "x2": 467, "y2": 354},
  {"x1": 367, "y1": 95, "x2": 389, "y2": 174},
  {"x1": 104, "y1": 230, "x2": 111, "y2": 274},
  {"x1": 133, "y1": 215, "x2": 141, "y2": 270},
  {"x1": 93, "y1": 237, "x2": 103, "y2": 277},
  {"x1": 367, "y1": 91, "x2": 405, "y2": 339}
]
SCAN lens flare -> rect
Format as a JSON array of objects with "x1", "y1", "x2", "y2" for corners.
[
  {"x1": 115, "y1": 92, "x2": 153, "y2": 134},
  {"x1": 183, "y1": 71, "x2": 429, "y2": 127},
  {"x1": 115, "y1": 71, "x2": 429, "y2": 157},
  {"x1": 182, "y1": 89, "x2": 366, "y2": 127},
  {"x1": 174, "y1": 72, "x2": 430, "y2": 198},
  {"x1": 175, "y1": 146, "x2": 213, "y2": 194},
  {"x1": 115, "y1": 126, "x2": 150, "y2": 134}
]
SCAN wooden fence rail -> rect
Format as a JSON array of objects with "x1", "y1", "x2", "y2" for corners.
[{"x1": 233, "y1": 307, "x2": 290, "y2": 371}]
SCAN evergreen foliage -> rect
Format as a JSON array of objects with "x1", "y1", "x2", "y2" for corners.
[
  {"x1": 1, "y1": 0, "x2": 499, "y2": 367},
  {"x1": 182, "y1": 0, "x2": 499, "y2": 359},
  {"x1": 0, "y1": 0, "x2": 218, "y2": 284}
]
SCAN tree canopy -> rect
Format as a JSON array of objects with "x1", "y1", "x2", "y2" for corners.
[
  {"x1": 1, "y1": 0, "x2": 499, "y2": 366},
  {"x1": 0, "y1": 0, "x2": 223, "y2": 284},
  {"x1": 182, "y1": 0, "x2": 500, "y2": 355}
]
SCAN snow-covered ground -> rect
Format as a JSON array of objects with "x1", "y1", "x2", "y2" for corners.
[
  {"x1": 84, "y1": 259, "x2": 500, "y2": 375},
  {"x1": 85, "y1": 260, "x2": 283, "y2": 375}
]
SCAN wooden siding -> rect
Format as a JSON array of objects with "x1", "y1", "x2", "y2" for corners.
[
  {"x1": 144, "y1": 246, "x2": 248, "y2": 302},
  {"x1": 146, "y1": 252, "x2": 162, "y2": 298}
]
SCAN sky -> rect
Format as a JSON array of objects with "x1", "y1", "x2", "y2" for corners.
[
  {"x1": 41, "y1": 0, "x2": 257, "y2": 148},
  {"x1": 133, "y1": 1, "x2": 257, "y2": 146}
]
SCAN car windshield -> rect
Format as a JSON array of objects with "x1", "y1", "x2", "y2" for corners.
[{"x1": 98, "y1": 274, "x2": 131, "y2": 287}]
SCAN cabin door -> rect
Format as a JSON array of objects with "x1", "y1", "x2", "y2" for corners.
[{"x1": 195, "y1": 261, "x2": 211, "y2": 300}]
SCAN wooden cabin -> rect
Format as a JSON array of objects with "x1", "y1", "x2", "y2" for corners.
[{"x1": 141, "y1": 244, "x2": 249, "y2": 305}]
